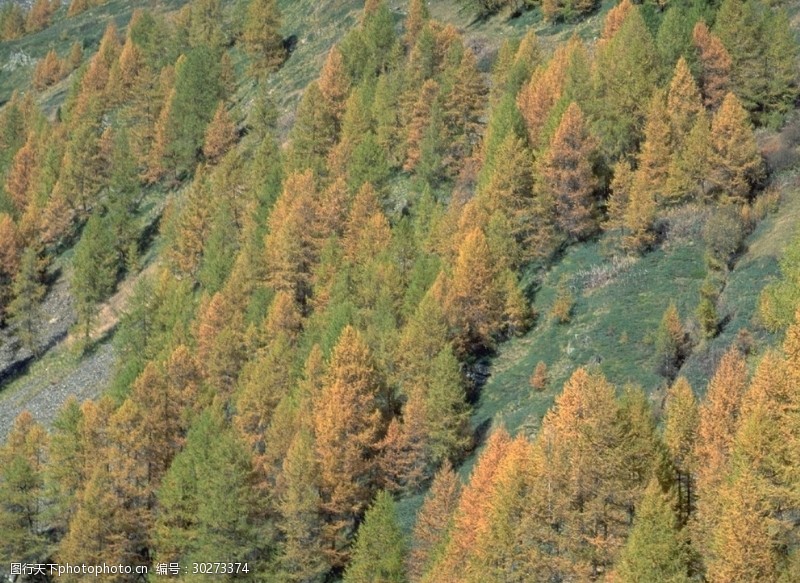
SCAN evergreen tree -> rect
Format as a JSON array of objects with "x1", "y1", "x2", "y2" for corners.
[
  {"x1": 343, "y1": 491, "x2": 407, "y2": 583},
  {"x1": 72, "y1": 213, "x2": 119, "y2": 344},
  {"x1": 663, "y1": 376, "x2": 698, "y2": 523},
  {"x1": 288, "y1": 82, "x2": 337, "y2": 176},
  {"x1": 614, "y1": 480, "x2": 690, "y2": 583},
  {"x1": 276, "y1": 429, "x2": 329, "y2": 583},
  {"x1": 243, "y1": 0, "x2": 284, "y2": 77},
  {"x1": 593, "y1": 4, "x2": 661, "y2": 160},
  {"x1": 655, "y1": 302, "x2": 687, "y2": 378},
  {"x1": 166, "y1": 48, "x2": 223, "y2": 175},
  {"x1": 154, "y1": 408, "x2": 265, "y2": 571},
  {"x1": 665, "y1": 111, "x2": 711, "y2": 202},
  {"x1": 0, "y1": 411, "x2": 49, "y2": 566},
  {"x1": 714, "y1": 0, "x2": 798, "y2": 126},
  {"x1": 407, "y1": 461, "x2": 460, "y2": 582},
  {"x1": 8, "y1": 246, "x2": 45, "y2": 354}
]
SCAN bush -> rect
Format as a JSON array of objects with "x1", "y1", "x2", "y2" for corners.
[
  {"x1": 550, "y1": 285, "x2": 574, "y2": 324},
  {"x1": 703, "y1": 205, "x2": 745, "y2": 270},
  {"x1": 529, "y1": 361, "x2": 548, "y2": 392}
]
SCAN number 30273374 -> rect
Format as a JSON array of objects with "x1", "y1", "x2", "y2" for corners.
[{"x1": 192, "y1": 563, "x2": 250, "y2": 575}]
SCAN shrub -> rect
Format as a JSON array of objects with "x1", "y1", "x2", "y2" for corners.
[{"x1": 529, "y1": 361, "x2": 548, "y2": 392}]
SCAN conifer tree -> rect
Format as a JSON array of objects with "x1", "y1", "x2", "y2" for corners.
[
  {"x1": 167, "y1": 47, "x2": 223, "y2": 175},
  {"x1": 72, "y1": 213, "x2": 119, "y2": 344},
  {"x1": 203, "y1": 101, "x2": 237, "y2": 164},
  {"x1": 33, "y1": 49, "x2": 62, "y2": 91},
  {"x1": 694, "y1": 347, "x2": 748, "y2": 545},
  {"x1": 655, "y1": 302, "x2": 687, "y2": 378},
  {"x1": 442, "y1": 228, "x2": 504, "y2": 355},
  {"x1": 276, "y1": 429, "x2": 329, "y2": 583},
  {"x1": 692, "y1": 22, "x2": 730, "y2": 110},
  {"x1": 5, "y1": 132, "x2": 36, "y2": 214},
  {"x1": 343, "y1": 491, "x2": 407, "y2": 583},
  {"x1": 45, "y1": 398, "x2": 87, "y2": 532},
  {"x1": 8, "y1": 246, "x2": 45, "y2": 354},
  {"x1": 264, "y1": 170, "x2": 318, "y2": 306},
  {"x1": 714, "y1": 0, "x2": 798, "y2": 125},
  {"x1": 404, "y1": 0, "x2": 429, "y2": 49},
  {"x1": 425, "y1": 428, "x2": 511, "y2": 582},
  {"x1": 405, "y1": 79, "x2": 441, "y2": 173},
  {"x1": 664, "y1": 376, "x2": 698, "y2": 523},
  {"x1": 593, "y1": 4, "x2": 660, "y2": 160},
  {"x1": 539, "y1": 102, "x2": 598, "y2": 241},
  {"x1": 667, "y1": 57, "x2": 704, "y2": 152},
  {"x1": 154, "y1": 408, "x2": 265, "y2": 569},
  {"x1": 318, "y1": 47, "x2": 351, "y2": 126},
  {"x1": 244, "y1": 0, "x2": 285, "y2": 75},
  {"x1": 407, "y1": 461, "x2": 460, "y2": 582},
  {"x1": 600, "y1": 0, "x2": 633, "y2": 43},
  {"x1": 614, "y1": 480, "x2": 690, "y2": 583},
  {"x1": 0, "y1": 411, "x2": 49, "y2": 566},
  {"x1": 288, "y1": 82, "x2": 337, "y2": 176},
  {"x1": 708, "y1": 92, "x2": 764, "y2": 201},
  {"x1": 706, "y1": 466, "x2": 780, "y2": 582},
  {"x1": 665, "y1": 111, "x2": 711, "y2": 203},
  {"x1": 468, "y1": 435, "x2": 538, "y2": 583},
  {"x1": 313, "y1": 325, "x2": 387, "y2": 567},
  {"x1": 0, "y1": 214, "x2": 20, "y2": 301},
  {"x1": 516, "y1": 60, "x2": 563, "y2": 152}
]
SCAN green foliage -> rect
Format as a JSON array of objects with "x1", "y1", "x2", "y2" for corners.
[
  {"x1": 714, "y1": 0, "x2": 799, "y2": 126},
  {"x1": 155, "y1": 408, "x2": 268, "y2": 570},
  {"x1": 593, "y1": 4, "x2": 662, "y2": 161},
  {"x1": 167, "y1": 47, "x2": 223, "y2": 175},
  {"x1": 759, "y1": 229, "x2": 800, "y2": 332},
  {"x1": 614, "y1": 481, "x2": 690, "y2": 583},
  {"x1": 72, "y1": 213, "x2": 119, "y2": 343},
  {"x1": 7, "y1": 247, "x2": 45, "y2": 354},
  {"x1": 703, "y1": 204, "x2": 745, "y2": 270},
  {"x1": 655, "y1": 302, "x2": 687, "y2": 378},
  {"x1": 343, "y1": 491, "x2": 407, "y2": 583}
]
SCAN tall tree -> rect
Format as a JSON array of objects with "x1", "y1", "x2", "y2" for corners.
[
  {"x1": 613, "y1": 480, "x2": 690, "y2": 583},
  {"x1": 313, "y1": 325, "x2": 387, "y2": 568},
  {"x1": 539, "y1": 102, "x2": 598, "y2": 241},
  {"x1": 0, "y1": 411, "x2": 49, "y2": 566},
  {"x1": 243, "y1": 0, "x2": 284, "y2": 77},
  {"x1": 275, "y1": 429, "x2": 329, "y2": 583},
  {"x1": 441, "y1": 228, "x2": 504, "y2": 355},
  {"x1": 7, "y1": 246, "x2": 45, "y2": 354},
  {"x1": 692, "y1": 22, "x2": 731, "y2": 110},
  {"x1": 593, "y1": 4, "x2": 660, "y2": 160},
  {"x1": 708, "y1": 92, "x2": 764, "y2": 201},
  {"x1": 407, "y1": 461, "x2": 460, "y2": 582},
  {"x1": 663, "y1": 376, "x2": 699, "y2": 524},
  {"x1": 203, "y1": 101, "x2": 237, "y2": 164},
  {"x1": 343, "y1": 491, "x2": 407, "y2": 583}
]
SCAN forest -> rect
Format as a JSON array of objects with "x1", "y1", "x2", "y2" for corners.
[{"x1": 0, "y1": 0, "x2": 799, "y2": 580}]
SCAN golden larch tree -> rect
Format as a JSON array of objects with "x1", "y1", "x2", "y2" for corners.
[
  {"x1": 313, "y1": 325, "x2": 386, "y2": 568},
  {"x1": 708, "y1": 92, "x2": 764, "y2": 201},
  {"x1": 203, "y1": 101, "x2": 237, "y2": 163},
  {"x1": 539, "y1": 102, "x2": 598, "y2": 241},
  {"x1": 692, "y1": 21, "x2": 731, "y2": 110}
]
